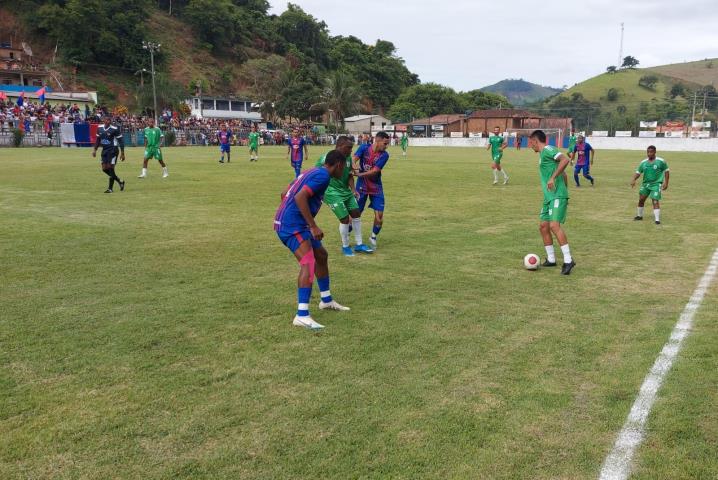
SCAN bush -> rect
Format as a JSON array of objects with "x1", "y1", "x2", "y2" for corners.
[
  {"x1": 164, "y1": 129, "x2": 176, "y2": 146},
  {"x1": 606, "y1": 88, "x2": 620, "y2": 101},
  {"x1": 12, "y1": 128, "x2": 24, "y2": 147}
]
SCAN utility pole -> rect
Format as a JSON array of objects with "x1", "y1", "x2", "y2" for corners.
[
  {"x1": 618, "y1": 23, "x2": 624, "y2": 67},
  {"x1": 701, "y1": 90, "x2": 707, "y2": 122},
  {"x1": 196, "y1": 80, "x2": 203, "y2": 118},
  {"x1": 143, "y1": 41, "x2": 160, "y2": 124},
  {"x1": 691, "y1": 90, "x2": 698, "y2": 126}
]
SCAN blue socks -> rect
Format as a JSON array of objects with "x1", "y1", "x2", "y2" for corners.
[
  {"x1": 297, "y1": 287, "x2": 312, "y2": 317},
  {"x1": 372, "y1": 225, "x2": 382, "y2": 236},
  {"x1": 317, "y1": 276, "x2": 332, "y2": 303}
]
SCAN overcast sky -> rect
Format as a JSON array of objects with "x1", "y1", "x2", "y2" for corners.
[{"x1": 268, "y1": 0, "x2": 718, "y2": 91}]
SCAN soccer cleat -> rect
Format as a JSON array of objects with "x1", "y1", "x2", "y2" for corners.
[
  {"x1": 655, "y1": 220, "x2": 661, "y2": 225},
  {"x1": 104, "y1": 189, "x2": 113, "y2": 193},
  {"x1": 542, "y1": 259, "x2": 557, "y2": 267},
  {"x1": 292, "y1": 315, "x2": 324, "y2": 330},
  {"x1": 353, "y1": 244, "x2": 374, "y2": 254},
  {"x1": 219, "y1": 159, "x2": 224, "y2": 163},
  {"x1": 492, "y1": 180, "x2": 498, "y2": 185},
  {"x1": 590, "y1": 178, "x2": 595, "y2": 186},
  {"x1": 369, "y1": 236, "x2": 377, "y2": 248},
  {"x1": 119, "y1": 180, "x2": 125, "y2": 191},
  {"x1": 319, "y1": 300, "x2": 350, "y2": 311},
  {"x1": 634, "y1": 216, "x2": 643, "y2": 221},
  {"x1": 561, "y1": 260, "x2": 576, "y2": 275},
  {"x1": 503, "y1": 176, "x2": 509, "y2": 185},
  {"x1": 342, "y1": 246, "x2": 355, "y2": 257},
  {"x1": 138, "y1": 174, "x2": 146, "y2": 178},
  {"x1": 162, "y1": 172, "x2": 169, "y2": 178}
]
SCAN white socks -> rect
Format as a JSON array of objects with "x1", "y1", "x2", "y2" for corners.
[
  {"x1": 493, "y1": 170, "x2": 498, "y2": 182},
  {"x1": 637, "y1": 206, "x2": 644, "y2": 217},
  {"x1": 351, "y1": 218, "x2": 363, "y2": 245},
  {"x1": 141, "y1": 168, "x2": 147, "y2": 176},
  {"x1": 654, "y1": 209, "x2": 660, "y2": 222},
  {"x1": 162, "y1": 167, "x2": 168, "y2": 174},
  {"x1": 339, "y1": 223, "x2": 350, "y2": 247},
  {"x1": 545, "y1": 245, "x2": 556, "y2": 263},
  {"x1": 502, "y1": 169, "x2": 509, "y2": 179},
  {"x1": 560, "y1": 244, "x2": 573, "y2": 264}
]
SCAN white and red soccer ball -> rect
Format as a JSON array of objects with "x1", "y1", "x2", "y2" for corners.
[{"x1": 523, "y1": 253, "x2": 540, "y2": 270}]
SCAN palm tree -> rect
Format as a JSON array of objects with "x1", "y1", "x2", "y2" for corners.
[{"x1": 313, "y1": 71, "x2": 362, "y2": 132}]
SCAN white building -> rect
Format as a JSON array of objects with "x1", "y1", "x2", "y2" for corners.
[
  {"x1": 186, "y1": 96, "x2": 262, "y2": 121},
  {"x1": 343, "y1": 114, "x2": 390, "y2": 135}
]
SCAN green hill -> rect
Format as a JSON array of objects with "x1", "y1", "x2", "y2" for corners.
[
  {"x1": 533, "y1": 59, "x2": 718, "y2": 131},
  {"x1": 481, "y1": 79, "x2": 562, "y2": 106}
]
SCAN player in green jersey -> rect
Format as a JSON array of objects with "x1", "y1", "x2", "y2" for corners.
[
  {"x1": 486, "y1": 126, "x2": 509, "y2": 184},
  {"x1": 138, "y1": 118, "x2": 168, "y2": 178},
  {"x1": 529, "y1": 129, "x2": 576, "y2": 275},
  {"x1": 400, "y1": 133, "x2": 408, "y2": 156},
  {"x1": 566, "y1": 129, "x2": 577, "y2": 155},
  {"x1": 630, "y1": 145, "x2": 670, "y2": 224},
  {"x1": 315, "y1": 136, "x2": 373, "y2": 256},
  {"x1": 248, "y1": 124, "x2": 260, "y2": 162}
]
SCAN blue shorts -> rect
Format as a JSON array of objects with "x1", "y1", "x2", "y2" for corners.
[
  {"x1": 220, "y1": 143, "x2": 231, "y2": 153},
  {"x1": 574, "y1": 163, "x2": 590, "y2": 175},
  {"x1": 277, "y1": 230, "x2": 321, "y2": 253},
  {"x1": 357, "y1": 192, "x2": 385, "y2": 212}
]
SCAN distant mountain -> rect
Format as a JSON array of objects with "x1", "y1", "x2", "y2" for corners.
[{"x1": 481, "y1": 79, "x2": 563, "y2": 106}]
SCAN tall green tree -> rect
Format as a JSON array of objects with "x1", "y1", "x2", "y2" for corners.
[{"x1": 312, "y1": 70, "x2": 362, "y2": 130}]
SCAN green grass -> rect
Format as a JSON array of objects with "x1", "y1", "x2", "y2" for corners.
[{"x1": 1, "y1": 145, "x2": 717, "y2": 479}]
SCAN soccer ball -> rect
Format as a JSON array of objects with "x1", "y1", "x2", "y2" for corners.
[{"x1": 523, "y1": 253, "x2": 540, "y2": 270}]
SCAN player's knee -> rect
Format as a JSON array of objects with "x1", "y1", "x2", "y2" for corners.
[
  {"x1": 339, "y1": 216, "x2": 350, "y2": 224},
  {"x1": 549, "y1": 222, "x2": 562, "y2": 233},
  {"x1": 298, "y1": 250, "x2": 316, "y2": 282}
]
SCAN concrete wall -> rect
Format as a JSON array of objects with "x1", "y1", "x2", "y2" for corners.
[{"x1": 408, "y1": 136, "x2": 718, "y2": 152}]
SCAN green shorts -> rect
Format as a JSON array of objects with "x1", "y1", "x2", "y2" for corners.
[
  {"x1": 325, "y1": 190, "x2": 359, "y2": 220},
  {"x1": 145, "y1": 146, "x2": 163, "y2": 161},
  {"x1": 492, "y1": 152, "x2": 503, "y2": 163},
  {"x1": 540, "y1": 198, "x2": 568, "y2": 224},
  {"x1": 249, "y1": 144, "x2": 259, "y2": 152},
  {"x1": 639, "y1": 183, "x2": 662, "y2": 201}
]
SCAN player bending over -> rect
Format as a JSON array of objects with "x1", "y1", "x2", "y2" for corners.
[
  {"x1": 353, "y1": 131, "x2": 391, "y2": 250},
  {"x1": 631, "y1": 145, "x2": 670, "y2": 225},
  {"x1": 274, "y1": 150, "x2": 350, "y2": 330},
  {"x1": 487, "y1": 126, "x2": 509, "y2": 185},
  {"x1": 315, "y1": 136, "x2": 373, "y2": 256},
  {"x1": 92, "y1": 115, "x2": 125, "y2": 193},
  {"x1": 529, "y1": 129, "x2": 576, "y2": 275},
  {"x1": 139, "y1": 117, "x2": 168, "y2": 178}
]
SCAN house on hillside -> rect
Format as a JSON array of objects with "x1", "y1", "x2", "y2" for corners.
[
  {"x1": 186, "y1": 96, "x2": 262, "y2": 122},
  {"x1": 0, "y1": 40, "x2": 48, "y2": 87},
  {"x1": 343, "y1": 114, "x2": 390, "y2": 135}
]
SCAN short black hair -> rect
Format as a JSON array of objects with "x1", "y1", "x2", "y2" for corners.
[
  {"x1": 336, "y1": 135, "x2": 353, "y2": 147},
  {"x1": 647, "y1": 145, "x2": 657, "y2": 151},
  {"x1": 530, "y1": 130, "x2": 546, "y2": 142},
  {"x1": 375, "y1": 131, "x2": 390, "y2": 139},
  {"x1": 324, "y1": 150, "x2": 346, "y2": 166}
]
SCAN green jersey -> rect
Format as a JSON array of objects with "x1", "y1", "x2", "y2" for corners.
[
  {"x1": 636, "y1": 157, "x2": 669, "y2": 185},
  {"x1": 539, "y1": 145, "x2": 568, "y2": 202},
  {"x1": 567, "y1": 135, "x2": 577, "y2": 151},
  {"x1": 315, "y1": 152, "x2": 352, "y2": 193},
  {"x1": 144, "y1": 127, "x2": 163, "y2": 148},
  {"x1": 248, "y1": 132, "x2": 260, "y2": 149},
  {"x1": 400, "y1": 135, "x2": 408, "y2": 149},
  {"x1": 489, "y1": 135, "x2": 504, "y2": 155}
]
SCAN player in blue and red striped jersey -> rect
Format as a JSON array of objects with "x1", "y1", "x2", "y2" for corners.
[
  {"x1": 217, "y1": 124, "x2": 233, "y2": 163},
  {"x1": 352, "y1": 131, "x2": 390, "y2": 250},
  {"x1": 286, "y1": 129, "x2": 308, "y2": 178},
  {"x1": 274, "y1": 150, "x2": 350, "y2": 330}
]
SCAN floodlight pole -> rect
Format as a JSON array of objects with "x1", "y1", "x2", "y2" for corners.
[{"x1": 143, "y1": 41, "x2": 161, "y2": 124}]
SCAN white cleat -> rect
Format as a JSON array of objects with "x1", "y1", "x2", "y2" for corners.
[
  {"x1": 319, "y1": 300, "x2": 350, "y2": 311},
  {"x1": 138, "y1": 174, "x2": 146, "y2": 178},
  {"x1": 162, "y1": 173, "x2": 169, "y2": 178},
  {"x1": 369, "y1": 236, "x2": 377, "y2": 248},
  {"x1": 292, "y1": 315, "x2": 324, "y2": 330},
  {"x1": 503, "y1": 176, "x2": 509, "y2": 185},
  {"x1": 492, "y1": 180, "x2": 498, "y2": 185}
]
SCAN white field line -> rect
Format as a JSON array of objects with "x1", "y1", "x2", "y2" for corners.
[{"x1": 599, "y1": 247, "x2": 718, "y2": 480}]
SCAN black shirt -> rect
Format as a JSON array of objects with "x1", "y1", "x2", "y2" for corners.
[{"x1": 95, "y1": 124, "x2": 124, "y2": 151}]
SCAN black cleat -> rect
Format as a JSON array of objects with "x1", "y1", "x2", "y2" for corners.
[
  {"x1": 104, "y1": 189, "x2": 113, "y2": 194},
  {"x1": 219, "y1": 160, "x2": 224, "y2": 163},
  {"x1": 655, "y1": 220, "x2": 661, "y2": 225},
  {"x1": 561, "y1": 260, "x2": 576, "y2": 275},
  {"x1": 542, "y1": 259, "x2": 557, "y2": 267},
  {"x1": 119, "y1": 180, "x2": 125, "y2": 191},
  {"x1": 634, "y1": 216, "x2": 643, "y2": 221}
]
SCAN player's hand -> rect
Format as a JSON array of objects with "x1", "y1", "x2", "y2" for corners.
[
  {"x1": 353, "y1": 189, "x2": 360, "y2": 200},
  {"x1": 630, "y1": 181, "x2": 636, "y2": 188},
  {"x1": 120, "y1": 153, "x2": 125, "y2": 162},
  {"x1": 92, "y1": 150, "x2": 96, "y2": 158},
  {"x1": 310, "y1": 225, "x2": 324, "y2": 241},
  {"x1": 662, "y1": 184, "x2": 668, "y2": 191},
  {"x1": 547, "y1": 179, "x2": 556, "y2": 191}
]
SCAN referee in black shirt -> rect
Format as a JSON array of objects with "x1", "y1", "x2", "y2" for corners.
[{"x1": 92, "y1": 115, "x2": 125, "y2": 193}]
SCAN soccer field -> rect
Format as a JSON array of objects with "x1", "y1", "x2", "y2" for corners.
[{"x1": 1, "y1": 145, "x2": 717, "y2": 479}]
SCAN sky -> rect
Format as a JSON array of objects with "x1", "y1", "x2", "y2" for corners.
[{"x1": 268, "y1": 0, "x2": 718, "y2": 91}]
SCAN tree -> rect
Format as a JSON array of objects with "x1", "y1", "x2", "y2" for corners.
[
  {"x1": 313, "y1": 71, "x2": 362, "y2": 130},
  {"x1": 621, "y1": 56, "x2": 639, "y2": 69},
  {"x1": 461, "y1": 90, "x2": 511, "y2": 110},
  {"x1": 387, "y1": 101, "x2": 426, "y2": 124},
  {"x1": 606, "y1": 88, "x2": 620, "y2": 101},
  {"x1": 669, "y1": 83, "x2": 687, "y2": 99},
  {"x1": 274, "y1": 3, "x2": 331, "y2": 68},
  {"x1": 389, "y1": 83, "x2": 465, "y2": 119},
  {"x1": 638, "y1": 75, "x2": 659, "y2": 90},
  {"x1": 606, "y1": 66, "x2": 618, "y2": 74}
]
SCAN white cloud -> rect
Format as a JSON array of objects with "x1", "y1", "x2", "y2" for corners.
[{"x1": 268, "y1": 0, "x2": 718, "y2": 90}]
